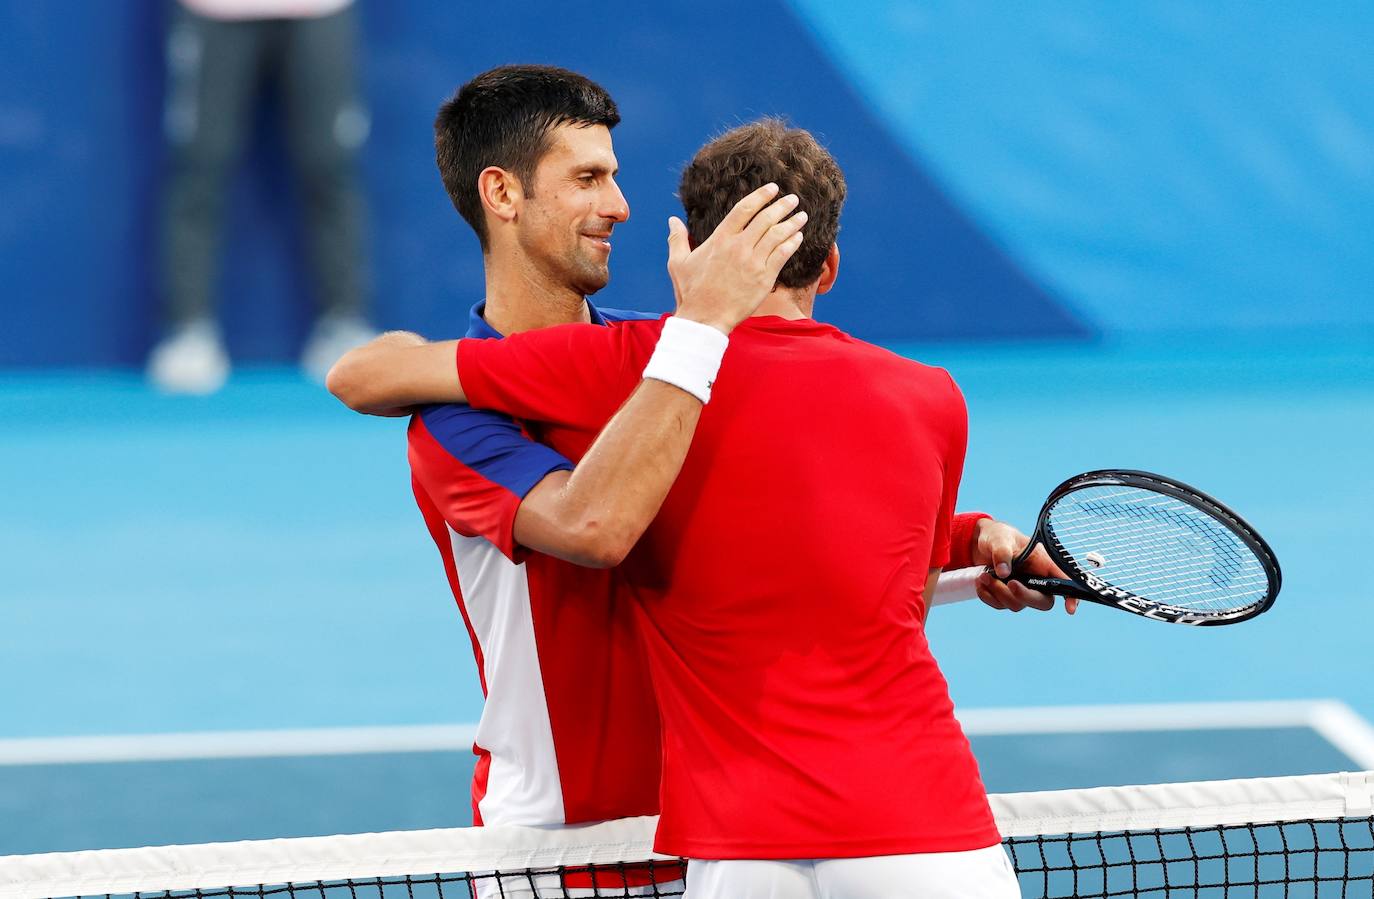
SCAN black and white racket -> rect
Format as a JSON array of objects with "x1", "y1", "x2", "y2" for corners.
[{"x1": 935, "y1": 470, "x2": 1281, "y2": 625}]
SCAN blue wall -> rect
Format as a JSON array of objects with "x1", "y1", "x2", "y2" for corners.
[
  {"x1": 0, "y1": 0, "x2": 1080, "y2": 368},
  {"x1": 791, "y1": 1, "x2": 1374, "y2": 336},
  {"x1": 3, "y1": 2, "x2": 1371, "y2": 368}
]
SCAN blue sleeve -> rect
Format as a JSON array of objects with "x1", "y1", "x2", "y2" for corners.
[
  {"x1": 409, "y1": 403, "x2": 574, "y2": 560},
  {"x1": 416, "y1": 403, "x2": 573, "y2": 499},
  {"x1": 598, "y1": 306, "x2": 662, "y2": 322}
]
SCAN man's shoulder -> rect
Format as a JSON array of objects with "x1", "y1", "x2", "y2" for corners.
[
  {"x1": 829, "y1": 336, "x2": 963, "y2": 408},
  {"x1": 409, "y1": 402, "x2": 524, "y2": 451},
  {"x1": 597, "y1": 306, "x2": 662, "y2": 324},
  {"x1": 830, "y1": 331, "x2": 956, "y2": 382}
]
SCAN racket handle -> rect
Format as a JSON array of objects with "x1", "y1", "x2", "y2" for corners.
[
  {"x1": 1013, "y1": 574, "x2": 1095, "y2": 601},
  {"x1": 931, "y1": 567, "x2": 984, "y2": 606}
]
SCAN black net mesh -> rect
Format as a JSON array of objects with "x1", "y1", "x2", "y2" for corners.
[
  {"x1": 1005, "y1": 817, "x2": 1374, "y2": 898},
  {"x1": 8, "y1": 774, "x2": 1372, "y2": 899}
]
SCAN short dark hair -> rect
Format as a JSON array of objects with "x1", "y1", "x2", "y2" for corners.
[
  {"x1": 435, "y1": 65, "x2": 620, "y2": 249},
  {"x1": 678, "y1": 118, "x2": 846, "y2": 289}
]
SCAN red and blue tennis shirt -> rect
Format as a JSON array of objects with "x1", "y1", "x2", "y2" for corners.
[{"x1": 407, "y1": 300, "x2": 663, "y2": 828}]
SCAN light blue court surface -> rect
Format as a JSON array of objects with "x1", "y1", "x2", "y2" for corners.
[{"x1": 2, "y1": 331, "x2": 1372, "y2": 852}]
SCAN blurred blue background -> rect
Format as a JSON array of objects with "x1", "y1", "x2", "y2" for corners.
[
  {"x1": 7, "y1": 0, "x2": 1373, "y2": 367},
  {"x1": 1, "y1": 0, "x2": 1372, "y2": 855}
]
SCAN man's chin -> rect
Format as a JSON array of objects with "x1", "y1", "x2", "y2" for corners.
[{"x1": 574, "y1": 265, "x2": 611, "y2": 296}]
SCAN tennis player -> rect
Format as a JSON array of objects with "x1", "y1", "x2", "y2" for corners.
[
  {"x1": 330, "y1": 62, "x2": 1054, "y2": 835},
  {"x1": 333, "y1": 105, "x2": 1026, "y2": 896}
]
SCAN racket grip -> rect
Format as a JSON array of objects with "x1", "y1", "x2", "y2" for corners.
[
  {"x1": 1013, "y1": 574, "x2": 1095, "y2": 601},
  {"x1": 931, "y1": 567, "x2": 985, "y2": 606}
]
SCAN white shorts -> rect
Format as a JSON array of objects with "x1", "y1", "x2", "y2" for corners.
[{"x1": 686, "y1": 845, "x2": 1020, "y2": 899}]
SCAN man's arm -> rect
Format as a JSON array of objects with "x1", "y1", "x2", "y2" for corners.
[
  {"x1": 408, "y1": 404, "x2": 572, "y2": 561},
  {"x1": 355, "y1": 184, "x2": 806, "y2": 568},
  {"x1": 925, "y1": 568, "x2": 942, "y2": 618},
  {"x1": 511, "y1": 379, "x2": 702, "y2": 567},
  {"x1": 327, "y1": 332, "x2": 463, "y2": 416},
  {"x1": 508, "y1": 185, "x2": 807, "y2": 567},
  {"x1": 330, "y1": 185, "x2": 805, "y2": 425}
]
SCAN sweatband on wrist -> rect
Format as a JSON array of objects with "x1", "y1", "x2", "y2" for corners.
[
  {"x1": 642, "y1": 316, "x2": 730, "y2": 404},
  {"x1": 947, "y1": 512, "x2": 993, "y2": 571}
]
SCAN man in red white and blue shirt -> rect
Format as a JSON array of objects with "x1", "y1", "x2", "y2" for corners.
[{"x1": 407, "y1": 298, "x2": 664, "y2": 829}]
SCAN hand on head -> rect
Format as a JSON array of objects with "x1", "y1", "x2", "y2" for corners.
[{"x1": 665, "y1": 183, "x2": 806, "y2": 334}]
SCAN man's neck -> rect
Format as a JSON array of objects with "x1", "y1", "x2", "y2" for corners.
[
  {"x1": 482, "y1": 250, "x2": 591, "y2": 336},
  {"x1": 754, "y1": 288, "x2": 815, "y2": 320}
]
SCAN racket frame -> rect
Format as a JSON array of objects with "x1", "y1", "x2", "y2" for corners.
[{"x1": 1010, "y1": 469, "x2": 1282, "y2": 626}]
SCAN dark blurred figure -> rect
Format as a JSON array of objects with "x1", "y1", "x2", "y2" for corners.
[{"x1": 149, "y1": 0, "x2": 376, "y2": 393}]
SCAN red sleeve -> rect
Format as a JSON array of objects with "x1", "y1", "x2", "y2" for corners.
[
  {"x1": 946, "y1": 512, "x2": 992, "y2": 570},
  {"x1": 927, "y1": 370, "x2": 970, "y2": 570},
  {"x1": 457, "y1": 320, "x2": 659, "y2": 430},
  {"x1": 407, "y1": 407, "x2": 574, "y2": 562}
]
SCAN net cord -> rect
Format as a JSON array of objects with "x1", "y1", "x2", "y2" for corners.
[
  {"x1": 0, "y1": 817, "x2": 670, "y2": 899},
  {"x1": 1, "y1": 773, "x2": 1370, "y2": 899},
  {"x1": 989, "y1": 770, "x2": 1374, "y2": 838}
]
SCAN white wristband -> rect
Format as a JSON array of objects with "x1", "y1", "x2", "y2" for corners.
[{"x1": 642, "y1": 316, "x2": 730, "y2": 404}]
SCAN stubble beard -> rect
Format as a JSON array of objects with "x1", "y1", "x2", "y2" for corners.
[{"x1": 562, "y1": 241, "x2": 610, "y2": 297}]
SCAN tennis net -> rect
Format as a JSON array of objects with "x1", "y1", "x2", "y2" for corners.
[{"x1": 1, "y1": 771, "x2": 1370, "y2": 898}]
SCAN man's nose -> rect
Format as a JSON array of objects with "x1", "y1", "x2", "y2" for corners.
[{"x1": 603, "y1": 179, "x2": 630, "y2": 223}]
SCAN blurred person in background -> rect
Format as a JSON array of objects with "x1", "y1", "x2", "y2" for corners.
[{"x1": 148, "y1": 0, "x2": 376, "y2": 394}]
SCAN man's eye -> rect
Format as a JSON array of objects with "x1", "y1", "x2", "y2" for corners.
[{"x1": 578, "y1": 174, "x2": 597, "y2": 184}]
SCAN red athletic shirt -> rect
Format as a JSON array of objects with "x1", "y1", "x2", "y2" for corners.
[
  {"x1": 404, "y1": 302, "x2": 663, "y2": 830},
  {"x1": 458, "y1": 314, "x2": 1001, "y2": 860}
]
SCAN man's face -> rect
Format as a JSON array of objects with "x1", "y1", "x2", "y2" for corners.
[{"x1": 516, "y1": 123, "x2": 629, "y2": 296}]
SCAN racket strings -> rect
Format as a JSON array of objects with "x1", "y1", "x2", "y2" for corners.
[
  {"x1": 1049, "y1": 504, "x2": 1264, "y2": 610},
  {"x1": 1048, "y1": 518, "x2": 1257, "y2": 610},
  {"x1": 1072, "y1": 497, "x2": 1248, "y2": 586},
  {"x1": 1048, "y1": 521, "x2": 1267, "y2": 607},
  {"x1": 1045, "y1": 486, "x2": 1270, "y2": 614}
]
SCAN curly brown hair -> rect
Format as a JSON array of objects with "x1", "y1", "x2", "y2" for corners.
[{"x1": 678, "y1": 118, "x2": 846, "y2": 289}]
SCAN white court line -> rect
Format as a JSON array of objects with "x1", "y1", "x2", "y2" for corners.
[
  {"x1": 1306, "y1": 702, "x2": 1374, "y2": 769},
  {"x1": 958, "y1": 699, "x2": 1346, "y2": 735},
  {"x1": 3, "y1": 700, "x2": 1372, "y2": 767},
  {"x1": 0, "y1": 724, "x2": 479, "y2": 766},
  {"x1": 959, "y1": 699, "x2": 1374, "y2": 767}
]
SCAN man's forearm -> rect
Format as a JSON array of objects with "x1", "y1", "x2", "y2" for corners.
[
  {"x1": 514, "y1": 380, "x2": 703, "y2": 567},
  {"x1": 326, "y1": 332, "x2": 464, "y2": 415}
]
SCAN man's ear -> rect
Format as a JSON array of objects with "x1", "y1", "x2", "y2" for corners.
[
  {"x1": 816, "y1": 243, "x2": 840, "y2": 295},
  {"x1": 477, "y1": 166, "x2": 523, "y2": 229}
]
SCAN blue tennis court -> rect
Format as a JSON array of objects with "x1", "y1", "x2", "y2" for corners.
[{"x1": 3, "y1": 331, "x2": 1371, "y2": 854}]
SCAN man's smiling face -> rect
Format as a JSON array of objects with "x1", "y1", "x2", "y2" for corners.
[{"x1": 516, "y1": 123, "x2": 629, "y2": 296}]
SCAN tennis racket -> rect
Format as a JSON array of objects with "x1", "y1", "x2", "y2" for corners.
[{"x1": 934, "y1": 470, "x2": 1281, "y2": 625}]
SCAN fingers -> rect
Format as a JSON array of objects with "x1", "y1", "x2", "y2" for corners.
[
  {"x1": 1009, "y1": 581, "x2": 1054, "y2": 612},
  {"x1": 975, "y1": 573, "x2": 1009, "y2": 611},
  {"x1": 1028, "y1": 544, "x2": 1069, "y2": 580},
  {"x1": 717, "y1": 182, "x2": 781, "y2": 235},
  {"x1": 977, "y1": 572, "x2": 1059, "y2": 613},
  {"x1": 665, "y1": 216, "x2": 690, "y2": 271},
  {"x1": 977, "y1": 572, "x2": 1023, "y2": 611},
  {"x1": 971, "y1": 519, "x2": 1030, "y2": 578},
  {"x1": 763, "y1": 214, "x2": 807, "y2": 276},
  {"x1": 987, "y1": 534, "x2": 1019, "y2": 579},
  {"x1": 742, "y1": 191, "x2": 801, "y2": 246}
]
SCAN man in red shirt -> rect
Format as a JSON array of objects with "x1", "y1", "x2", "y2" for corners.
[
  {"x1": 327, "y1": 67, "x2": 1057, "y2": 853},
  {"x1": 334, "y1": 116, "x2": 1025, "y2": 897}
]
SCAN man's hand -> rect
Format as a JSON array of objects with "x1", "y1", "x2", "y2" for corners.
[
  {"x1": 971, "y1": 518, "x2": 1080, "y2": 614},
  {"x1": 665, "y1": 183, "x2": 807, "y2": 334}
]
